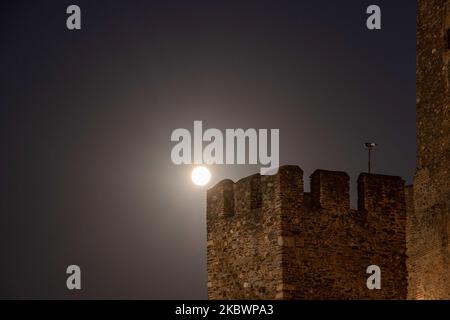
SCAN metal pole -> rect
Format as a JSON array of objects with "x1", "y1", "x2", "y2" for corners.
[{"x1": 364, "y1": 142, "x2": 376, "y2": 174}]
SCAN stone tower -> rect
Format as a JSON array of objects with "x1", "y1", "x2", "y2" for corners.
[
  {"x1": 207, "y1": 167, "x2": 408, "y2": 299},
  {"x1": 407, "y1": 0, "x2": 450, "y2": 299}
]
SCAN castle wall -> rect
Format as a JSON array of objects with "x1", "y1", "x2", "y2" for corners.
[
  {"x1": 208, "y1": 1, "x2": 450, "y2": 299},
  {"x1": 207, "y1": 166, "x2": 408, "y2": 299},
  {"x1": 207, "y1": 173, "x2": 283, "y2": 299},
  {"x1": 408, "y1": 0, "x2": 450, "y2": 299}
]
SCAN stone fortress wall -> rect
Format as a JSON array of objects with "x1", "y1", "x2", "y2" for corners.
[
  {"x1": 207, "y1": 0, "x2": 450, "y2": 299},
  {"x1": 207, "y1": 167, "x2": 407, "y2": 299},
  {"x1": 407, "y1": 0, "x2": 450, "y2": 299}
]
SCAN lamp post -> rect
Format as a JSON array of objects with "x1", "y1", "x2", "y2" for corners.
[{"x1": 364, "y1": 142, "x2": 377, "y2": 174}]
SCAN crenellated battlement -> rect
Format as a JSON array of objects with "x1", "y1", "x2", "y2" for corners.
[
  {"x1": 207, "y1": 165, "x2": 405, "y2": 223},
  {"x1": 207, "y1": 165, "x2": 408, "y2": 300}
]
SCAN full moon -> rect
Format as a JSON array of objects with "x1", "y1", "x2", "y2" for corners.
[{"x1": 191, "y1": 166, "x2": 211, "y2": 186}]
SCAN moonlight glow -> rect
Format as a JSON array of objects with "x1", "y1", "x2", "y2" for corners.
[{"x1": 191, "y1": 166, "x2": 211, "y2": 186}]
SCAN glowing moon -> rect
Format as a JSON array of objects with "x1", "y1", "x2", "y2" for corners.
[{"x1": 191, "y1": 166, "x2": 211, "y2": 186}]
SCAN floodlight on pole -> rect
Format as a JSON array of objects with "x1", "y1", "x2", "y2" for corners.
[{"x1": 364, "y1": 142, "x2": 377, "y2": 174}]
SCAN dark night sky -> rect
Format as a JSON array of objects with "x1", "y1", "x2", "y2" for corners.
[{"x1": 0, "y1": 1, "x2": 416, "y2": 299}]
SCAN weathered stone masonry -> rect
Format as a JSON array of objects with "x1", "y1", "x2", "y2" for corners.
[
  {"x1": 207, "y1": 167, "x2": 407, "y2": 299},
  {"x1": 407, "y1": 0, "x2": 450, "y2": 299}
]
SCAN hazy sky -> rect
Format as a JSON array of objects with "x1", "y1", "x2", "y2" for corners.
[{"x1": 0, "y1": 0, "x2": 416, "y2": 299}]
